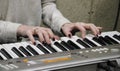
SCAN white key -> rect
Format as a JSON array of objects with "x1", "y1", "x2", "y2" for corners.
[
  {"x1": 0, "y1": 52, "x2": 7, "y2": 60},
  {"x1": 51, "y1": 40, "x2": 64, "y2": 52},
  {"x1": 72, "y1": 36, "x2": 92, "y2": 47},
  {"x1": 2, "y1": 44, "x2": 19, "y2": 58},
  {"x1": 100, "y1": 31, "x2": 120, "y2": 43},
  {"x1": 85, "y1": 34, "x2": 101, "y2": 46},
  {"x1": 36, "y1": 41, "x2": 52, "y2": 53},
  {"x1": 14, "y1": 42, "x2": 34, "y2": 56},
  {"x1": 12, "y1": 43, "x2": 27, "y2": 57},
  {"x1": 57, "y1": 40, "x2": 70, "y2": 51},
  {"x1": 0, "y1": 45, "x2": 7, "y2": 60},
  {"x1": 21, "y1": 42, "x2": 44, "y2": 55},
  {"x1": 61, "y1": 37, "x2": 85, "y2": 49}
]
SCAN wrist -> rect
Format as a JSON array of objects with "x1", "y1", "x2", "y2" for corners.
[{"x1": 17, "y1": 25, "x2": 28, "y2": 37}]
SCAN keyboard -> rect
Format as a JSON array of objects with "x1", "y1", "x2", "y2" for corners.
[{"x1": 0, "y1": 31, "x2": 120, "y2": 71}]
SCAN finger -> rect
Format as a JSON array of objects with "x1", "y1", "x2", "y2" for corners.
[
  {"x1": 75, "y1": 23, "x2": 86, "y2": 38},
  {"x1": 53, "y1": 35, "x2": 60, "y2": 40},
  {"x1": 45, "y1": 29, "x2": 54, "y2": 39},
  {"x1": 42, "y1": 30, "x2": 51, "y2": 44},
  {"x1": 26, "y1": 31, "x2": 35, "y2": 44},
  {"x1": 85, "y1": 24, "x2": 98, "y2": 36},
  {"x1": 89, "y1": 25, "x2": 98, "y2": 36},
  {"x1": 97, "y1": 27, "x2": 102, "y2": 34},
  {"x1": 61, "y1": 26, "x2": 73, "y2": 38},
  {"x1": 63, "y1": 30, "x2": 72, "y2": 38},
  {"x1": 36, "y1": 31, "x2": 44, "y2": 43}
]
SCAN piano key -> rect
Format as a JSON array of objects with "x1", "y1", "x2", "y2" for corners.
[
  {"x1": 72, "y1": 36, "x2": 91, "y2": 48},
  {"x1": 0, "y1": 52, "x2": 7, "y2": 60},
  {"x1": 105, "y1": 36, "x2": 119, "y2": 44},
  {"x1": 21, "y1": 42, "x2": 44, "y2": 55},
  {"x1": 11, "y1": 47, "x2": 24, "y2": 57},
  {"x1": 113, "y1": 35, "x2": 120, "y2": 41},
  {"x1": 85, "y1": 34, "x2": 101, "y2": 46},
  {"x1": 76, "y1": 39, "x2": 91, "y2": 48},
  {"x1": 83, "y1": 38, "x2": 97, "y2": 47},
  {"x1": 100, "y1": 31, "x2": 120, "y2": 43},
  {"x1": 26, "y1": 45, "x2": 39, "y2": 55},
  {"x1": 8, "y1": 43, "x2": 27, "y2": 57},
  {"x1": 19, "y1": 46, "x2": 32, "y2": 56},
  {"x1": 0, "y1": 49, "x2": 12, "y2": 59},
  {"x1": 2, "y1": 44, "x2": 19, "y2": 58},
  {"x1": 43, "y1": 43, "x2": 57, "y2": 53},
  {"x1": 92, "y1": 37, "x2": 106, "y2": 46},
  {"x1": 51, "y1": 41, "x2": 63, "y2": 52},
  {"x1": 36, "y1": 41, "x2": 52, "y2": 53},
  {"x1": 0, "y1": 46, "x2": 7, "y2": 60},
  {"x1": 61, "y1": 37, "x2": 85, "y2": 49},
  {"x1": 54, "y1": 42, "x2": 68, "y2": 51},
  {"x1": 99, "y1": 36, "x2": 113, "y2": 45},
  {"x1": 60, "y1": 41, "x2": 75, "y2": 50},
  {"x1": 20, "y1": 42, "x2": 36, "y2": 56},
  {"x1": 36, "y1": 44, "x2": 50, "y2": 54},
  {"x1": 67, "y1": 40, "x2": 81, "y2": 49},
  {"x1": 0, "y1": 55, "x2": 3, "y2": 60}
]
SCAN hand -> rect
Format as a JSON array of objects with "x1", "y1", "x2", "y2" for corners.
[
  {"x1": 17, "y1": 25, "x2": 59, "y2": 44},
  {"x1": 61, "y1": 22, "x2": 102, "y2": 38}
]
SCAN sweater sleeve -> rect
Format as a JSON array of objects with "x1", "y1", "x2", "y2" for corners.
[
  {"x1": 42, "y1": 0, "x2": 71, "y2": 34},
  {"x1": 0, "y1": 21, "x2": 21, "y2": 43}
]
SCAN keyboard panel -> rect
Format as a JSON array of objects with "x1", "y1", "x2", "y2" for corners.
[{"x1": 0, "y1": 31, "x2": 120, "y2": 71}]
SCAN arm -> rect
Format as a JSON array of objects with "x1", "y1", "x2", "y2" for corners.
[
  {"x1": 0, "y1": 20, "x2": 58, "y2": 44},
  {"x1": 42, "y1": 0, "x2": 71, "y2": 34},
  {"x1": 0, "y1": 21, "x2": 21, "y2": 43},
  {"x1": 42, "y1": 0, "x2": 102, "y2": 38}
]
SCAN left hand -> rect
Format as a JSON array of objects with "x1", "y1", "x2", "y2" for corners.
[{"x1": 61, "y1": 22, "x2": 102, "y2": 38}]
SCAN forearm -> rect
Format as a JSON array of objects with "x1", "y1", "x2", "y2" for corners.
[
  {"x1": 42, "y1": 0, "x2": 71, "y2": 33},
  {"x1": 0, "y1": 21, "x2": 21, "y2": 43}
]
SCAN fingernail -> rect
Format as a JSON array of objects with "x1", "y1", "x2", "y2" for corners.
[
  {"x1": 68, "y1": 34, "x2": 72, "y2": 38},
  {"x1": 96, "y1": 35, "x2": 98, "y2": 37},
  {"x1": 52, "y1": 38, "x2": 55, "y2": 41},
  {"x1": 42, "y1": 41, "x2": 45, "y2": 45},
  {"x1": 99, "y1": 31, "x2": 101, "y2": 34},
  {"x1": 33, "y1": 42, "x2": 36, "y2": 45}
]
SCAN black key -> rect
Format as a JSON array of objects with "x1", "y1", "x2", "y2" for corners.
[
  {"x1": 99, "y1": 36, "x2": 113, "y2": 45},
  {"x1": 0, "y1": 49, "x2": 12, "y2": 59},
  {"x1": 0, "y1": 55, "x2": 3, "y2": 60},
  {"x1": 105, "y1": 36, "x2": 119, "y2": 44},
  {"x1": 26, "y1": 45, "x2": 39, "y2": 55},
  {"x1": 76, "y1": 39, "x2": 91, "y2": 48},
  {"x1": 54, "y1": 42, "x2": 68, "y2": 51},
  {"x1": 83, "y1": 38, "x2": 97, "y2": 47},
  {"x1": 113, "y1": 35, "x2": 120, "y2": 41},
  {"x1": 36, "y1": 44, "x2": 50, "y2": 54},
  {"x1": 67, "y1": 40, "x2": 80, "y2": 49},
  {"x1": 60, "y1": 41, "x2": 75, "y2": 50},
  {"x1": 12, "y1": 47, "x2": 24, "y2": 57},
  {"x1": 19, "y1": 46, "x2": 32, "y2": 56},
  {"x1": 93, "y1": 37, "x2": 106, "y2": 46},
  {"x1": 43, "y1": 43, "x2": 57, "y2": 53}
]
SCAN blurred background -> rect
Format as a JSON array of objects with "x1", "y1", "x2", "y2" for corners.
[{"x1": 56, "y1": 0, "x2": 120, "y2": 33}]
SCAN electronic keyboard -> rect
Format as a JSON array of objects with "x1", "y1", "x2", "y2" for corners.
[{"x1": 0, "y1": 31, "x2": 120, "y2": 71}]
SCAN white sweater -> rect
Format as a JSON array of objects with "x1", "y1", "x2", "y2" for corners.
[{"x1": 0, "y1": 0, "x2": 70, "y2": 43}]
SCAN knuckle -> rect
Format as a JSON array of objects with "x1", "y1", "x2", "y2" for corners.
[
  {"x1": 89, "y1": 23, "x2": 95, "y2": 26},
  {"x1": 82, "y1": 29, "x2": 86, "y2": 32},
  {"x1": 26, "y1": 30, "x2": 32, "y2": 34},
  {"x1": 46, "y1": 28, "x2": 52, "y2": 31},
  {"x1": 78, "y1": 22, "x2": 85, "y2": 26}
]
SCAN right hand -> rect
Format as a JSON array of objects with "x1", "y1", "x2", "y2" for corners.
[{"x1": 17, "y1": 25, "x2": 59, "y2": 44}]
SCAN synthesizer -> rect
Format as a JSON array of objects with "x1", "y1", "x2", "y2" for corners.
[{"x1": 0, "y1": 31, "x2": 120, "y2": 71}]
